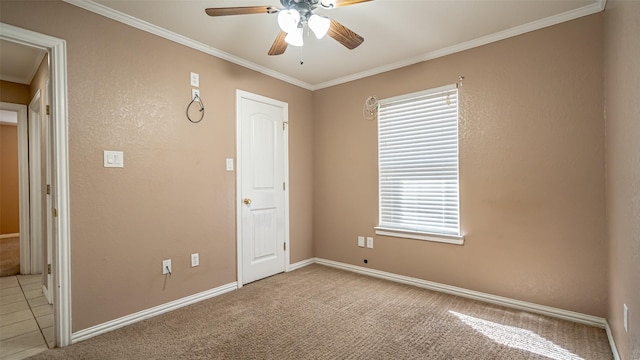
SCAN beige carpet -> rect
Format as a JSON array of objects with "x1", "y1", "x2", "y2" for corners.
[
  {"x1": 0, "y1": 236, "x2": 20, "y2": 277},
  {"x1": 29, "y1": 264, "x2": 613, "y2": 359}
]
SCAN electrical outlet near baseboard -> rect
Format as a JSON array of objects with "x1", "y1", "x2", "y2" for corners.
[
  {"x1": 162, "y1": 259, "x2": 172, "y2": 275},
  {"x1": 624, "y1": 304, "x2": 629, "y2": 332}
]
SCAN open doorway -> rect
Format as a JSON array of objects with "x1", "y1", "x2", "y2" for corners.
[
  {"x1": 0, "y1": 38, "x2": 49, "y2": 277},
  {"x1": 0, "y1": 103, "x2": 26, "y2": 277},
  {"x1": 0, "y1": 39, "x2": 55, "y2": 355},
  {"x1": 0, "y1": 22, "x2": 71, "y2": 348}
]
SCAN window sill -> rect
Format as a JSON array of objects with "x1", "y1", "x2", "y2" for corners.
[{"x1": 374, "y1": 227, "x2": 465, "y2": 245}]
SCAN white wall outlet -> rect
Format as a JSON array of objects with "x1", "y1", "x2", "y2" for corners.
[
  {"x1": 191, "y1": 253, "x2": 199, "y2": 267},
  {"x1": 192, "y1": 88, "x2": 200, "y2": 101},
  {"x1": 103, "y1": 150, "x2": 124, "y2": 168},
  {"x1": 190, "y1": 72, "x2": 199, "y2": 87},
  {"x1": 226, "y1": 158, "x2": 234, "y2": 171},
  {"x1": 366, "y1": 237, "x2": 374, "y2": 249},
  {"x1": 624, "y1": 304, "x2": 629, "y2": 332},
  {"x1": 357, "y1": 236, "x2": 365, "y2": 247},
  {"x1": 162, "y1": 259, "x2": 172, "y2": 275}
]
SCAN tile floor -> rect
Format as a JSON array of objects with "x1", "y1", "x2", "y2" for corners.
[{"x1": 0, "y1": 274, "x2": 54, "y2": 359}]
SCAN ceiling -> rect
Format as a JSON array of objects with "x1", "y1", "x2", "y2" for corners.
[
  {"x1": 3, "y1": 1, "x2": 605, "y2": 91},
  {"x1": 0, "y1": 39, "x2": 46, "y2": 85}
]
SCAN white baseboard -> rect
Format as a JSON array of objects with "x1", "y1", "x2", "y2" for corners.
[
  {"x1": 69, "y1": 257, "x2": 619, "y2": 359},
  {"x1": 0, "y1": 233, "x2": 20, "y2": 239},
  {"x1": 605, "y1": 321, "x2": 621, "y2": 360},
  {"x1": 42, "y1": 284, "x2": 51, "y2": 305},
  {"x1": 314, "y1": 258, "x2": 607, "y2": 329},
  {"x1": 288, "y1": 258, "x2": 315, "y2": 272},
  {"x1": 71, "y1": 282, "x2": 237, "y2": 343},
  {"x1": 295, "y1": 258, "x2": 619, "y2": 358}
]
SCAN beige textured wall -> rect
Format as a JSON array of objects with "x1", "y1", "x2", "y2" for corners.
[
  {"x1": 0, "y1": 125, "x2": 19, "y2": 234},
  {"x1": 0, "y1": 0, "x2": 612, "y2": 338},
  {"x1": 604, "y1": 1, "x2": 640, "y2": 359},
  {"x1": 0, "y1": 81, "x2": 30, "y2": 105},
  {"x1": 313, "y1": 14, "x2": 607, "y2": 317},
  {"x1": 0, "y1": 1, "x2": 314, "y2": 331}
]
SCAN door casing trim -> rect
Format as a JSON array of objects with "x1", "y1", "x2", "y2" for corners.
[{"x1": 0, "y1": 22, "x2": 72, "y2": 347}]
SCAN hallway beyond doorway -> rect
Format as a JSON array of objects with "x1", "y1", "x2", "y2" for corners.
[{"x1": 0, "y1": 274, "x2": 54, "y2": 359}]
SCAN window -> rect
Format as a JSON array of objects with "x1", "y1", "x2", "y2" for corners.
[{"x1": 375, "y1": 84, "x2": 463, "y2": 245}]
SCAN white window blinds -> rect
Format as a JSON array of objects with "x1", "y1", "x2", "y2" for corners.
[{"x1": 377, "y1": 84, "x2": 461, "y2": 238}]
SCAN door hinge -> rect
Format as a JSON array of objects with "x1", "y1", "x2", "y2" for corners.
[
  {"x1": 53, "y1": 208, "x2": 58, "y2": 217},
  {"x1": 284, "y1": 242, "x2": 286, "y2": 251},
  {"x1": 282, "y1": 121, "x2": 288, "y2": 131},
  {"x1": 46, "y1": 184, "x2": 51, "y2": 195},
  {"x1": 283, "y1": 182, "x2": 286, "y2": 191},
  {"x1": 47, "y1": 264, "x2": 51, "y2": 274},
  {"x1": 46, "y1": 105, "x2": 50, "y2": 116}
]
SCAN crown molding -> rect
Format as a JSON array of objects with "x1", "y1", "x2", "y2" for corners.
[
  {"x1": 311, "y1": 0, "x2": 607, "y2": 90},
  {"x1": 62, "y1": 0, "x2": 315, "y2": 90},
  {"x1": 63, "y1": 0, "x2": 606, "y2": 91}
]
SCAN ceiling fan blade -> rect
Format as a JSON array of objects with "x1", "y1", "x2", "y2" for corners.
[
  {"x1": 328, "y1": 19, "x2": 364, "y2": 50},
  {"x1": 268, "y1": 31, "x2": 288, "y2": 56},
  {"x1": 333, "y1": 0, "x2": 373, "y2": 8},
  {"x1": 205, "y1": 6, "x2": 277, "y2": 17}
]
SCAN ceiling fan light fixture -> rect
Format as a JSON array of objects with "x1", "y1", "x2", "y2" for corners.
[
  {"x1": 308, "y1": 14, "x2": 331, "y2": 39},
  {"x1": 277, "y1": 9, "x2": 301, "y2": 33},
  {"x1": 284, "y1": 27, "x2": 304, "y2": 47}
]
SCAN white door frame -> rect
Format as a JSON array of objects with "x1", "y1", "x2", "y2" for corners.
[
  {"x1": 44, "y1": 77, "x2": 54, "y2": 304},
  {"x1": 28, "y1": 89, "x2": 43, "y2": 275},
  {"x1": 235, "y1": 89, "x2": 290, "y2": 288},
  {"x1": 0, "y1": 102, "x2": 30, "y2": 274},
  {"x1": 0, "y1": 22, "x2": 72, "y2": 347}
]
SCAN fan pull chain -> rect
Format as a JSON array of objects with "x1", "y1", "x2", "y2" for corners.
[{"x1": 299, "y1": 46, "x2": 304, "y2": 65}]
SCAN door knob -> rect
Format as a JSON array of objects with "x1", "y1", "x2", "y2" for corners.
[{"x1": 243, "y1": 198, "x2": 252, "y2": 205}]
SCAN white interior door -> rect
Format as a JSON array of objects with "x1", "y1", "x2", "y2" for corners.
[
  {"x1": 28, "y1": 90, "x2": 43, "y2": 275},
  {"x1": 44, "y1": 78, "x2": 53, "y2": 304},
  {"x1": 237, "y1": 90, "x2": 289, "y2": 286}
]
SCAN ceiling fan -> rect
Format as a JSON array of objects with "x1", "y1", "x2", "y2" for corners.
[{"x1": 205, "y1": 0, "x2": 371, "y2": 56}]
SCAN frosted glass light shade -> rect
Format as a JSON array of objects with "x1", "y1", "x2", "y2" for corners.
[
  {"x1": 277, "y1": 9, "x2": 301, "y2": 34},
  {"x1": 308, "y1": 14, "x2": 330, "y2": 39},
  {"x1": 284, "y1": 27, "x2": 304, "y2": 47}
]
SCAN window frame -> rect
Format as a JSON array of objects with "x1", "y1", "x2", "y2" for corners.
[{"x1": 374, "y1": 84, "x2": 464, "y2": 245}]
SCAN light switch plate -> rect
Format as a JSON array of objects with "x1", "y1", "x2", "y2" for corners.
[
  {"x1": 226, "y1": 158, "x2": 234, "y2": 171},
  {"x1": 191, "y1": 253, "x2": 199, "y2": 267},
  {"x1": 366, "y1": 237, "x2": 374, "y2": 249},
  {"x1": 103, "y1": 150, "x2": 124, "y2": 168},
  {"x1": 357, "y1": 236, "x2": 365, "y2": 247},
  {"x1": 190, "y1": 72, "x2": 199, "y2": 87}
]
